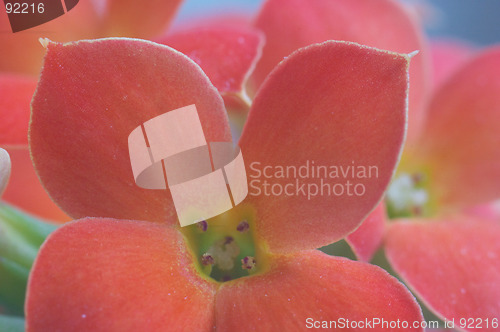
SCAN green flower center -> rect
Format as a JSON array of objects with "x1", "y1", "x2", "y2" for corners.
[
  {"x1": 181, "y1": 204, "x2": 268, "y2": 283},
  {"x1": 386, "y1": 172, "x2": 430, "y2": 218}
]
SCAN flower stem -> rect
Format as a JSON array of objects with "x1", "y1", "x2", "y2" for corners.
[{"x1": 0, "y1": 203, "x2": 58, "y2": 315}]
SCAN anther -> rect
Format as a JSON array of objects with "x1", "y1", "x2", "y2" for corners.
[
  {"x1": 197, "y1": 220, "x2": 208, "y2": 232},
  {"x1": 241, "y1": 256, "x2": 256, "y2": 270},
  {"x1": 201, "y1": 253, "x2": 215, "y2": 266},
  {"x1": 236, "y1": 220, "x2": 250, "y2": 233}
]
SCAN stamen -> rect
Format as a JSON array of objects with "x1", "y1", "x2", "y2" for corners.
[
  {"x1": 197, "y1": 220, "x2": 208, "y2": 232},
  {"x1": 241, "y1": 256, "x2": 256, "y2": 270},
  {"x1": 201, "y1": 253, "x2": 215, "y2": 266},
  {"x1": 236, "y1": 220, "x2": 250, "y2": 233}
]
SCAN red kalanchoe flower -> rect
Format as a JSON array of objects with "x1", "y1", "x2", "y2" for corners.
[
  {"x1": 25, "y1": 38, "x2": 422, "y2": 331},
  {"x1": 383, "y1": 46, "x2": 500, "y2": 330}
]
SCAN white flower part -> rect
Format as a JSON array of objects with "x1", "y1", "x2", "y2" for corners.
[
  {"x1": 386, "y1": 173, "x2": 428, "y2": 212},
  {"x1": 0, "y1": 148, "x2": 11, "y2": 197}
]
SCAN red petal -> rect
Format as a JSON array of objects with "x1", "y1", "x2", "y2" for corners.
[
  {"x1": 252, "y1": 0, "x2": 430, "y2": 144},
  {"x1": 3, "y1": 149, "x2": 70, "y2": 222},
  {"x1": 98, "y1": 0, "x2": 183, "y2": 38},
  {"x1": 430, "y1": 39, "x2": 475, "y2": 88},
  {"x1": 216, "y1": 251, "x2": 423, "y2": 331},
  {"x1": 26, "y1": 218, "x2": 216, "y2": 331},
  {"x1": 240, "y1": 41, "x2": 408, "y2": 253},
  {"x1": 29, "y1": 39, "x2": 231, "y2": 223},
  {"x1": 157, "y1": 25, "x2": 264, "y2": 102},
  {"x1": 386, "y1": 218, "x2": 500, "y2": 328},
  {"x1": 413, "y1": 47, "x2": 500, "y2": 210},
  {"x1": 346, "y1": 202, "x2": 387, "y2": 262}
]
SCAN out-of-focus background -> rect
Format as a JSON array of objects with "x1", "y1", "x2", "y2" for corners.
[{"x1": 173, "y1": 0, "x2": 500, "y2": 46}]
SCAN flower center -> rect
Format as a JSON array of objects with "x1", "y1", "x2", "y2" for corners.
[
  {"x1": 181, "y1": 204, "x2": 267, "y2": 282},
  {"x1": 386, "y1": 172, "x2": 429, "y2": 218}
]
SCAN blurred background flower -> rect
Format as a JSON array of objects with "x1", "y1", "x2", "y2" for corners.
[{"x1": 175, "y1": 0, "x2": 500, "y2": 47}]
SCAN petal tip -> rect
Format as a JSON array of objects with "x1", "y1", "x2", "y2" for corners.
[
  {"x1": 38, "y1": 38, "x2": 52, "y2": 49},
  {"x1": 408, "y1": 50, "x2": 420, "y2": 58}
]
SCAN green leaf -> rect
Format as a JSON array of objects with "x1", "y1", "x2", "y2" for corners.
[
  {"x1": 0, "y1": 314, "x2": 24, "y2": 332},
  {"x1": 0, "y1": 203, "x2": 58, "y2": 315}
]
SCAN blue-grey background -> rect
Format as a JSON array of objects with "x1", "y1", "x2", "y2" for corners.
[{"x1": 172, "y1": 0, "x2": 500, "y2": 46}]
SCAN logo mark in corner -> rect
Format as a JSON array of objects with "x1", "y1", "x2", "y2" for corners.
[{"x1": 3, "y1": 0, "x2": 79, "y2": 33}]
